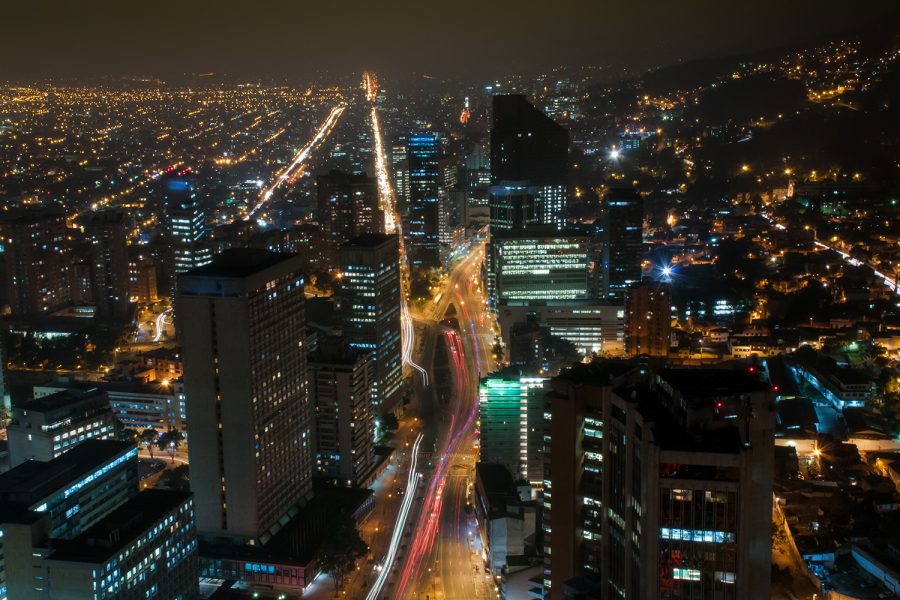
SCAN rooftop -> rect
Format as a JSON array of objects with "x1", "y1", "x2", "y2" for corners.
[
  {"x1": 183, "y1": 248, "x2": 297, "y2": 279},
  {"x1": 0, "y1": 440, "x2": 135, "y2": 508},
  {"x1": 47, "y1": 489, "x2": 192, "y2": 563},
  {"x1": 341, "y1": 232, "x2": 397, "y2": 248},
  {"x1": 16, "y1": 387, "x2": 108, "y2": 414}
]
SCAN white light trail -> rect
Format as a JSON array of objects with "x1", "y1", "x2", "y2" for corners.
[
  {"x1": 153, "y1": 308, "x2": 172, "y2": 342},
  {"x1": 366, "y1": 433, "x2": 424, "y2": 600},
  {"x1": 815, "y1": 241, "x2": 898, "y2": 295},
  {"x1": 246, "y1": 105, "x2": 345, "y2": 219},
  {"x1": 365, "y1": 72, "x2": 428, "y2": 384}
]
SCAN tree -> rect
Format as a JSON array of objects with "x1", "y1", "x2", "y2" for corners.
[
  {"x1": 140, "y1": 429, "x2": 159, "y2": 459},
  {"x1": 157, "y1": 429, "x2": 184, "y2": 462},
  {"x1": 315, "y1": 512, "x2": 368, "y2": 594},
  {"x1": 381, "y1": 413, "x2": 399, "y2": 432},
  {"x1": 157, "y1": 464, "x2": 190, "y2": 491}
]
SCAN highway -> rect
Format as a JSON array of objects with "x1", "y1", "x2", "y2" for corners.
[
  {"x1": 245, "y1": 104, "x2": 345, "y2": 219},
  {"x1": 391, "y1": 242, "x2": 498, "y2": 600}
]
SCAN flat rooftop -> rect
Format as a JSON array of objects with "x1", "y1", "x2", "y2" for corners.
[
  {"x1": 47, "y1": 489, "x2": 192, "y2": 563},
  {"x1": 18, "y1": 387, "x2": 108, "y2": 413},
  {"x1": 183, "y1": 248, "x2": 297, "y2": 279},
  {"x1": 0, "y1": 440, "x2": 135, "y2": 507}
]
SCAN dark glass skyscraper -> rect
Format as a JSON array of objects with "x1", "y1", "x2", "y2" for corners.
[
  {"x1": 490, "y1": 94, "x2": 568, "y2": 229},
  {"x1": 406, "y1": 132, "x2": 441, "y2": 268},
  {"x1": 601, "y1": 188, "x2": 643, "y2": 300}
]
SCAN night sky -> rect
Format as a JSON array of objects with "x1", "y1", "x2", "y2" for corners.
[{"x1": 3, "y1": 1, "x2": 896, "y2": 81}]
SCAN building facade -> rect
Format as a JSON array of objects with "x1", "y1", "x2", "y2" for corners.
[
  {"x1": 601, "y1": 189, "x2": 643, "y2": 300},
  {"x1": 316, "y1": 170, "x2": 383, "y2": 256},
  {"x1": 7, "y1": 388, "x2": 119, "y2": 467},
  {"x1": 178, "y1": 249, "x2": 313, "y2": 544},
  {"x1": 490, "y1": 94, "x2": 568, "y2": 230},
  {"x1": 339, "y1": 234, "x2": 403, "y2": 416},
  {"x1": 478, "y1": 370, "x2": 547, "y2": 485},
  {"x1": 625, "y1": 281, "x2": 672, "y2": 357},
  {"x1": 406, "y1": 132, "x2": 442, "y2": 268},
  {"x1": 309, "y1": 341, "x2": 376, "y2": 487},
  {"x1": 544, "y1": 363, "x2": 775, "y2": 599},
  {"x1": 87, "y1": 210, "x2": 131, "y2": 319}
]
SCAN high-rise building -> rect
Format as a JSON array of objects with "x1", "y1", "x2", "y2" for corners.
[
  {"x1": 0, "y1": 207, "x2": 70, "y2": 315},
  {"x1": 309, "y1": 339, "x2": 376, "y2": 487},
  {"x1": 316, "y1": 170, "x2": 384, "y2": 255},
  {"x1": 490, "y1": 95, "x2": 568, "y2": 229},
  {"x1": 7, "y1": 388, "x2": 119, "y2": 467},
  {"x1": 544, "y1": 363, "x2": 775, "y2": 599},
  {"x1": 488, "y1": 183, "x2": 539, "y2": 232},
  {"x1": 177, "y1": 249, "x2": 312, "y2": 544},
  {"x1": 87, "y1": 210, "x2": 130, "y2": 319},
  {"x1": 478, "y1": 369, "x2": 547, "y2": 485},
  {"x1": 625, "y1": 281, "x2": 672, "y2": 357},
  {"x1": 600, "y1": 188, "x2": 643, "y2": 300},
  {"x1": 390, "y1": 144, "x2": 410, "y2": 215},
  {"x1": 339, "y1": 234, "x2": 402, "y2": 416},
  {"x1": 164, "y1": 175, "x2": 211, "y2": 297},
  {"x1": 491, "y1": 227, "x2": 590, "y2": 305},
  {"x1": 407, "y1": 132, "x2": 442, "y2": 268}
]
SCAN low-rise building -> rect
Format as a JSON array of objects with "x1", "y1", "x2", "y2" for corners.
[
  {"x1": 7, "y1": 388, "x2": 119, "y2": 467},
  {"x1": 43, "y1": 489, "x2": 198, "y2": 599}
]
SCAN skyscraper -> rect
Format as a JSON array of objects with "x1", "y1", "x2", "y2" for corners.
[
  {"x1": 544, "y1": 363, "x2": 774, "y2": 599},
  {"x1": 478, "y1": 369, "x2": 547, "y2": 485},
  {"x1": 407, "y1": 132, "x2": 442, "y2": 268},
  {"x1": 87, "y1": 210, "x2": 130, "y2": 319},
  {"x1": 177, "y1": 249, "x2": 312, "y2": 544},
  {"x1": 339, "y1": 234, "x2": 403, "y2": 417},
  {"x1": 316, "y1": 169, "x2": 384, "y2": 255},
  {"x1": 309, "y1": 339, "x2": 376, "y2": 487},
  {"x1": 625, "y1": 280, "x2": 672, "y2": 356},
  {"x1": 165, "y1": 174, "x2": 211, "y2": 297},
  {"x1": 601, "y1": 188, "x2": 643, "y2": 300},
  {"x1": 0, "y1": 207, "x2": 70, "y2": 315},
  {"x1": 490, "y1": 94, "x2": 568, "y2": 229},
  {"x1": 491, "y1": 226, "x2": 590, "y2": 305}
]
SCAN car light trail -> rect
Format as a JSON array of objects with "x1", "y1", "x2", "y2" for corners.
[
  {"x1": 153, "y1": 308, "x2": 173, "y2": 342},
  {"x1": 365, "y1": 433, "x2": 423, "y2": 600},
  {"x1": 246, "y1": 104, "x2": 345, "y2": 219}
]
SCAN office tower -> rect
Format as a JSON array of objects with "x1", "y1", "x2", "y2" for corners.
[
  {"x1": 7, "y1": 388, "x2": 119, "y2": 467},
  {"x1": 601, "y1": 188, "x2": 643, "y2": 300},
  {"x1": 390, "y1": 144, "x2": 410, "y2": 215},
  {"x1": 625, "y1": 281, "x2": 672, "y2": 357},
  {"x1": 0, "y1": 207, "x2": 70, "y2": 315},
  {"x1": 316, "y1": 170, "x2": 384, "y2": 255},
  {"x1": 164, "y1": 174, "x2": 211, "y2": 297},
  {"x1": 490, "y1": 94, "x2": 568, "y2": 229},
  {"x1": 491, "y1": 226, "x2": 590, "y2": 304},
  {"x1": 0, "y1": 440, "x2": 138, "y2": 540},
  {"x1": 488, "y1": 183, "x2": 540, "y2": 232},
  {"x1": 309, "y1": 339, "x2": 375, "y2": 487},
  {"x1": 500, "y1": 301, "x2": 625, "y2": 359},
  {"x1": 478, "y1": 369, "x2": 547, "y2": 484},
  {"x1": 407, "y1": 132, "x2": 442, "y2": 268},
  {"x1": 87, "y1": 210, "x2": 131, "y2": 319},
  {"x1": 544, "y1": 363, "x2": 775, "y2": 599},
  {"x1": 339, "y1": 234, "x2": 402, "y2": 416},
  {"x1": 177, "y1": 249, "x2": 312, "y2": 544},
  {"x1": 43, "y1": 489, "x2": 198, "y2": 599}
]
